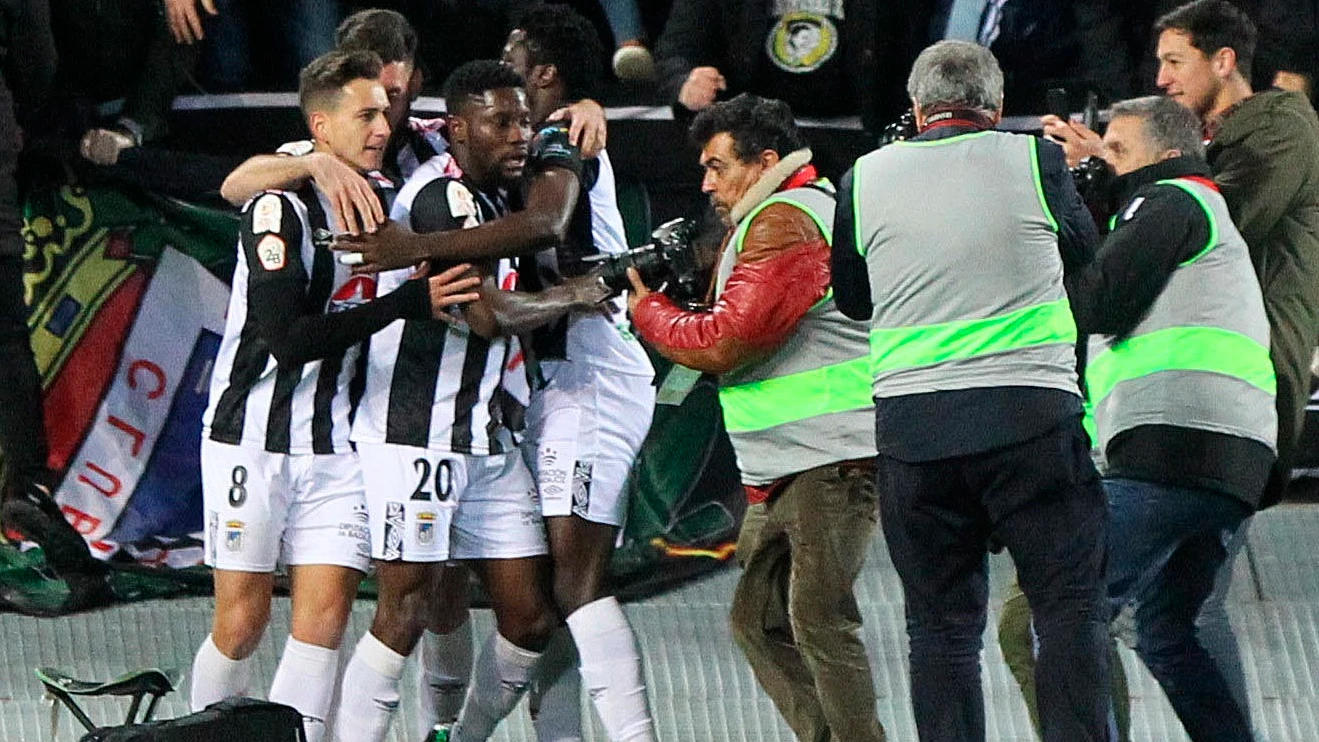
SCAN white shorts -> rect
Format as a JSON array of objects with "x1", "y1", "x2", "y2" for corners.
[
  {"x1": 524, "y1": 361, "x2": 655, "y2": 526},
  {"x1": 359, "y1": 444, "x2": 547, "y2": 562},
  {"x1": 451, "y1": 450, "x2": 548, "y2": 560},
  {"x1": 201, "y1": 440, "x2": 370, "y2": 574},
  {"x1": 359, "y1": 443, "x2": 466, "y2": 562}
]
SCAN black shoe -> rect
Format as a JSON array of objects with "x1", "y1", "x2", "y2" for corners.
[
  {"x1": 2, "y1": 481, "x2": 105, "y2": 578},
  {"x1": 2, "y1": 482, "x2": 113, "y2": 611}
]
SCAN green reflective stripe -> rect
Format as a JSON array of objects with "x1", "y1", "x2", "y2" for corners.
[
  {"x1": 891, "y1": 130, "x2": 994, "y2": 148},
  {"x1": 1029, "y1": 138, "x2": 1060, "y2": 232},
  {"x1": 1087, "y1": 326, "x2": 1275, "y2": 404},
  {"x1": 732, "y1": 188, "x2": 833, "y2": 254},
  {"x1": 1157, "y1": 179, "x2": 1219, "y2": 266},
  {"x1": 869, "y1": 298, "x2": 1077, "y2": 376},
  {"x1": 1108, "y1": 213, "x2": 1118, "y2": 231},
  {"x1": 720, "y1": 356, "x2": 872, "y2": 433}
]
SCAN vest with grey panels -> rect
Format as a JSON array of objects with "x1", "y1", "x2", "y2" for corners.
[
  {"x1": 1087, "y1": 178, "x2": 1276, "y2": 457},
  {"x1": 716, "y1": 184, "x2": 876, "y2": 486},
  {"x1": 853, "y1": 131, "x2": 1080, "y2": 399}
]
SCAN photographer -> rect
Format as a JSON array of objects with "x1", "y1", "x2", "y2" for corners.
[
  {"x1": 627, "y1": 93, "x2": 886, "y2": 742},
  {"x1": 1069, "y1": 95, "x2": 1272, "y2": 742},
  {"x1": 831, "y1": 40, "x2": 1108, "y2": 741}
]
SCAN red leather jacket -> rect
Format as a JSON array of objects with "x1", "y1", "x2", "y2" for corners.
[{"x1": 631, "y1": 168, "x2": 830, "y2": 376}]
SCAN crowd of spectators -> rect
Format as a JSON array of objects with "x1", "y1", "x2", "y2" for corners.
[{"x1": 4, "y1": 0, "x2": 1316, "y2": 175}]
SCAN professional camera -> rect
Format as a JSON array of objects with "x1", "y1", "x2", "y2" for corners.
[{"x1": 585, "y1": 217, "x2": 705, "y2": 308}]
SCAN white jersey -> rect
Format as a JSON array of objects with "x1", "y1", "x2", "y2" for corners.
[
  {"x1": 568, "y1": 150, "x2": 654, "y2": 378},
  {"x1": 203, "y1": 186, "x2": 380, "y2": 454},
  {"x1": 351, "y1": 157, "x2": 528, "y2": 454}
]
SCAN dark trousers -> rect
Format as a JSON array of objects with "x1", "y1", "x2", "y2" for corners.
[
  {"x1": 730, "y1": 462, "x2": 887, "y2": 742},
  {"x1": 1106, "y1": 477, "x2": 1254, "y2": 742},
  {"x1": 877, "y1": 418, "x2": 1110, "y2": 742},
  {"x1": 0, "y1": 255, "x2": 48, "y2": 489}
]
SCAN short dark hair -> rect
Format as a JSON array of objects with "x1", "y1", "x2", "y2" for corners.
[
  {"x1": 299, "y1": 49, "x2": 383, "y2": 118},
  {"x1": 1155, "y1": 0, "x2": 1258, "y2": 79},
  {"x1": 443, "y1": 59, "x2": 526, "y2": 116},
  {"x1": 336, "y1": 9, "x2": 418, "y2": 66},
  {"x1": 513, "y1": 4, "x2": 604, "y2": 101},
  {"x1": 689, "y1": 93, "x2": 806, "y2": 162}
]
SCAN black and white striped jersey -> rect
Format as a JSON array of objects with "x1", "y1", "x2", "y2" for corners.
[
  {"x1": 351, "y1": 156, "x2": 529, "y2": 454},
  {"x1": 204, "y1": 182, "x2": 423, "y2": 455}
]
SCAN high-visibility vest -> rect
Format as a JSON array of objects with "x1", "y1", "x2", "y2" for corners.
[
  {"x1": 716, "y1": 182, "x2": 876, "y2": 486},
  {"x1": 1087, "y1": 177, "x2": 1276, "y2": 455},
  {"x1": 851, "y1": 131, "x2": 1080, "y2": 401}
]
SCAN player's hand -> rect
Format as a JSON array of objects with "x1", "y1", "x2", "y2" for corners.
[
  {"x1": 1040, "y1": 115, "x2": 1104, "y2": 169},
  {"x1": 424, "y1": 262, "x2": 482, "y2": 319},
  {"x1": 306, "y1": 153, "x2": 384, "y2": 235},
  {"x1": 678, "y1": 67, "x2": 726, "y2": 112},
  {"x1": 548, "y1": 99, "x2": 607, "y2": 159},
  {"x1": 563, "y1": 273, "x2": 612, "y2": 311},
  {"x1": 625, "y1": 267, "x2": 651, "y2": 315},
  {"x1": 165, "y1": 0, "x2": 219, "y2": 45},
  {"x1": 335, "y1": 220, "x2": 423, "y2": 274}
]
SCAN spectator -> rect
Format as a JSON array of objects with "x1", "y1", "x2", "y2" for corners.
[
  {"x1": 832, "y1": 40, "x2": 1108, "y2": 741},
  {"x1": 600, "y1": 0, "x2": 655, "y2": 80},
  {"x1": 166, "y1": 0, "x2": 342, "y2": 91},
  {"x1": 1259, "y1": 31, "x2": 1319, "y2": 102},
  {"x1": 654, "y1": 0, "x2": 929, "y2": 133},
  {"x1": 0, "y1": 0, "x2": 110, "y2": 609},
  {"x1": 628, "y1": 93, "x2": 887, "y2": 742},
  {"x1": 1070, "y1": 94, "x2": 1272, "y2": 742},
  {"x1": 48, "y1": 0, "x2": 195, "y2": 165}
]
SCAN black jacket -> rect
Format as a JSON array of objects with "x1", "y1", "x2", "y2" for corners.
[
  {"x1": 655, "y1": 0, "x2": 923, "y2": 133},
  {"x1": 1068, "y1": 156, "x2": 1274, "y2": 507}
]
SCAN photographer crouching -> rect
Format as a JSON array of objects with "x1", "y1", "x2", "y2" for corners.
[{"x1": 626, "y1": 93, "x2": 887, "y2": 742}]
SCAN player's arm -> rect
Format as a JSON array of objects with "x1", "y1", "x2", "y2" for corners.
[
  {"x1": 221, "y1": 145, "x2": 384, "y2": 235},
  {"x1": 468, "y1": 271, "x2": 610, "y2": 339},
  {"x1": 336, "y1": 124, "x2": 585, "y2": 272},
  {"x1": 243, "y1": 193, "x2": 477, "y2": 367}
]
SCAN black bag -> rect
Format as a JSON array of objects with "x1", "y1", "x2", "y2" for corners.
[{"x1": 79, "y1": 698, "x2": 305, "y2": 742}]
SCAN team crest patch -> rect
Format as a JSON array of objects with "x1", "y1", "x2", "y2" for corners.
[
  {"x1": 225, "y1": 520, "x2": 245, "y2": 552},
  {"x1": 447, "y1": 181, "x2": 480, "y2": 229},
  {"x1": 384, "y1": 502, "x2": 405, "y2": 560},
  {"x1": 251, "y1": 193, "x2": 283, "y2": 234},
  {"x1": 767, "y1": 11, "x2": 839, "y2": 73},
  {"x1": 256, "y1": 234, "x2": 286, "y2": 271},
  {"x1": 572, "y1": 462, "x2": 593, "y2": 516},
  {"x1": 417, "y1": 511, "x2": 437, "y2": 545}
]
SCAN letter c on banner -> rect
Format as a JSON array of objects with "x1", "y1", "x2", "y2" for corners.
[{"x1": 128, "y1": 360, "x2": 166, "y2": 400}]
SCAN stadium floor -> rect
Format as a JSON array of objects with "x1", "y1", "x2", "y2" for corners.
[{"x1": 6, "y1": 505, "x2": 1319, "y2": 741}]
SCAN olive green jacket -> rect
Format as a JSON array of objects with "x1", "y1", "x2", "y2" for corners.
[{"x1": 1209, "y1": 89, "x2": 1319, "y2": 504}]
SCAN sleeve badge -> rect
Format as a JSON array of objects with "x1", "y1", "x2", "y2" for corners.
[
  {"x1": 256, "y1": 234, "x2": 287, "y2": 271},
  {"x1": 251, "y1": 193, "x2": 283, "y2": 234}
]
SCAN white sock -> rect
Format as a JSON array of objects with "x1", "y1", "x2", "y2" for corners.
[
  {"x1": 415, "y1": 621, "x2": 475, "y2": 739},
  {"x1": 568, "y1": 597, "x2": 656, "y2": 742},
  {"x1": 531, "y1": 628, "x2": 583, "y2": 742},
  {"x1": 451, "y1": 633, "x2": 542, "y2": 742},
  {"x1": 268, "y1": 636, "x2": 340, "y2": 742},
  {"x1": 189, "y1": 634, "x2": 254, "y2": 711},
  {"x1": 333, "y1": 632, "x2": 407, "y2": 742}
]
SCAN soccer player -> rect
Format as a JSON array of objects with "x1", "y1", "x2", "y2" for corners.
[
  {"x1": 191, "y1": 49, "x2": 480, "y2": 742},
  {"x1": 334, "y1": 59, "x2": 609, "y2": 742}
]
